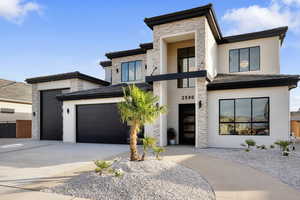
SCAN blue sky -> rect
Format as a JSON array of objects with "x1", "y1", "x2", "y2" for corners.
[{"x1": 0, "y1": 0, "x2": 299, "y2": 110}]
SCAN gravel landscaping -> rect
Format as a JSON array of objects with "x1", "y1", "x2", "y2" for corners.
[
  {"x1": 44, "y1": 158, "x2": 215, "y2": 200},
  {"x1": 197, "y1": 146, "x2": 300, "y2": 191}
]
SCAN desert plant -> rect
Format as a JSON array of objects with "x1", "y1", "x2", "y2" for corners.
[
  {"x1": 118, "y1": 85, "x2": 166, "y2": 161},
  {"x1": 153, "y1": 146, "x2": 165, "y2": 160},
  {"x1": 94, "y1": 160, "x2": 114, "y2": 175},
  {"x1": 141, "y1": 136, "x2": 157, "y2": 161},
  {"x1": 241, "y1": 139, "x2": 256, "y2": 152},
  {"x1": 256, "y1": 145, "x2": 267, "y2": 150},
  {"x1": 274, "y1": 140, "x2": 292, "y2": 156},
  {"x1": 270, "y1": 144, "x2": 275, "y2": 149}
]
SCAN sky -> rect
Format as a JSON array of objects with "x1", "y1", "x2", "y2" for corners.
[{"x1": 0, "y1": 0, "x2": 299, "y2": 110}]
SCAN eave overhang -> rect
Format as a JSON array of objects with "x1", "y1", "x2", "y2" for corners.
[
  {"x1": 145, "y1": 70, "x2": 207, "y2": 83},
  {"x1": 207, "y1": 76, "x2": 299, "y2": 91}
]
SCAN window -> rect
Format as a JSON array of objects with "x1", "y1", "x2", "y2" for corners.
[
  {"x1": 229, "y1": 47, "x2": 260, "y2": 72},
  {"x1": 219, "y1": 97, "x2": 269, "y2": 136},
  {"x1": 178, "y1": 47, "x2": 195, "y2": 88},
  {"x1": 121, "y1": 60, "x2": 142, "y2": 82},
  {"x1": 105, "y1": 69, "x2": 112, "y2": 83}
]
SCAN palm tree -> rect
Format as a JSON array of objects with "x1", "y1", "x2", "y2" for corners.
[{"x1": 118, "y1": 84, "x2": 166, "y2": 161}]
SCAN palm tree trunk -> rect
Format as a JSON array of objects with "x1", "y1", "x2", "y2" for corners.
[{"x1": 130, "y1": 121, "x2": 140, "y2": 161}]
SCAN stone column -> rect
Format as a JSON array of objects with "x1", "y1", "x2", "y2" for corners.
[
  {"x1": 31, "y1": 84, "x2": 40, "y2": 140},
  {"x1": 195, "y1": 78, "x2": 208, "y2": 148}
]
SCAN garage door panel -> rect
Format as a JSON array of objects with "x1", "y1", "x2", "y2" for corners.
[
  {"x1": 76, "y1": 103, "x2": 129, "y2": 144},
  {"x1": 0, "y1": 123, "x2": 16, "y2": 138},
  {"x1": 41, "y1": 89, "x2": 64, "y2": 140}
]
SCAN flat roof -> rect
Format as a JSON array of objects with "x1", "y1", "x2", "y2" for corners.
[{"x1": 26, "y1": 71, "x2": 110, "y2": 86}]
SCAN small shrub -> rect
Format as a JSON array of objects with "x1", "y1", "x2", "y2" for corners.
[
  {"x1": 270, "y1": 144, "x2": 275, "y2": 149},
  {"x1": 274, "y1": 140, "x2": 292, "y2": 156},
  {"x1": 94, "y1": 160, "x2": 114, "y2": 175},
  {"x1": 153, "y1": 146, "x2": 165, "y2": 160},
  {"x1": 94, "y1": 159, "x2": 124, "y2": 177},
  {"x1": 241, "y1": 139, "x2": 256, "y2": 152},
  {"x1": 141, "y1": 136, "x2": 157, "y2": 161}
]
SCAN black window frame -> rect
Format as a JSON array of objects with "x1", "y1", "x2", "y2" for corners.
[
  {"x1": 229, "y1": 46, "x2": 260, "y2": 73},
  {"x1": 121, "y1": 60, "x2": 142, "y2": 82},
  {"x1": 219, "y1": 97, "x2": 270, "y2": 136},
  {"x1": 177, "y1": 47, "x2": 195, "y2": 88}
]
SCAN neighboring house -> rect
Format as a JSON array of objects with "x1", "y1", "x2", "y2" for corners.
[
  {"x1": 26, "y1": 4, "x2": 299, "y2": 148},
  {"x1": 0, "y1": 79, "x2": 32, "y2": 138},
  {"x1": 291, "y1": 110, "x2": 300, "y2": 138}
]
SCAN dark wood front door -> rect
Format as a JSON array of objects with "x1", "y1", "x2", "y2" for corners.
[{"x1": 179, "y1": 104, "x2": 195, "y2": 145}]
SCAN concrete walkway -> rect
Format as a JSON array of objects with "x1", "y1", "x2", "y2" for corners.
[
  {"x1": 164, "y1": 146, "x2": 300, "y2": 200},
  {"x1": 0, "y1": 186, "x2": 88, "y2": 200}
]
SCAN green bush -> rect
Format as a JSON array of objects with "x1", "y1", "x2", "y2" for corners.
[
  {"x1": 241, "y1": 139, "x2": 256, "y2": 152},
  {"x1": 94, "y1": 159, "x2": 123, "y2": 176},
  {"x1": 141, "y1": 136, "x2": 157, "y2": 161},
  {"x1": 153, "y1": 146, "x2": 165, "y2": 160},
  {"x1": 274, "y1": 140, "x2": 292, "y2": 156}
]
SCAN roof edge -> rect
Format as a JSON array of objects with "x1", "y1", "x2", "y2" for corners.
[
  {"x1": 26, "y1": 71, "x2": 110, "y2": 86},
  {"x1": 105, "y1": 48, "x2": 146, "y2": 59},
  {"x1": 99, "y1": 60, "x2": 112, "y2": 68}
]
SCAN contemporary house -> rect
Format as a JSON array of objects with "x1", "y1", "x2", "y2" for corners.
[
  {"x1": 0, "y1": 79, "x2": 32, "y2": 138},
  {"x1": 26, "y1": 4, "x2": 299, "y2": 148}
]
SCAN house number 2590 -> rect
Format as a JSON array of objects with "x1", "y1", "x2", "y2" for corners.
[{"x1": 181, "y1": 95, "x2": 194, "y2": 100}]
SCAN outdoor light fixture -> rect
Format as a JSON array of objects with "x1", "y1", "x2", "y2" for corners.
[
  {"x1": 116, "y1": 68, "x2": 119, "y2": 73},
  {"x1": 145, "y1": 65, "x2": 147, "y2": 70},
  {"x1": 33, "y1": 112, "x2": 36, "y2": 117},
  {"x1": 67, "y1": 108, "x2": 70, "y2": 114},
  {"x1": 198, "y1": 101, "x2": 202, "y2": 109}
]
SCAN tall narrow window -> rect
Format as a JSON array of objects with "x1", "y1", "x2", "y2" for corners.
[
  {"x1": 219, "y1": 97, "x2": 269, "y2": 136},
  {"x1": 121, "y1": 60, "x2": 143, "y2": 82},
  {"x1": 178, "y1": 47, "x2": 195, "y2": 88},
  {"x1": 229, "y1": 46, "x2": 260, "y2": 72}
]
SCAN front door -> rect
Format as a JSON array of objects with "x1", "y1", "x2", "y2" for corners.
[{"x1": 179, "y1": 104, "x2": 195, "y2": 145}]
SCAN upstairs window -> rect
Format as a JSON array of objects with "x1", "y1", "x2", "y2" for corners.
[
  {"x1": 178, "y1": 47, "x2": 195, "y2": 88},
  {"x1": 121, "y1": 61, "x2": 142, "y2": 82},
  {"x1": 229, "y1": 46, "x2": 260, "y2": 72}
]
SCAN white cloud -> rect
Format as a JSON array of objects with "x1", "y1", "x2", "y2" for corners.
[
  {"x1": 222, "y1": 0, "x2": 300, "y2": 35},
  {"x1": 0, "y1": 0, "x2": 41, "y2": 24}
]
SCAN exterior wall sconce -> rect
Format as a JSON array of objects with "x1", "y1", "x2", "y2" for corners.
[
  {"x1": 67, "y1": 108, "x2": 70, "y2": 114},
  {"x1": 116, "y1": 68, "x2": 119, "y2": 73},
  {"x1": 145, "y1": 65, "x2": 147, "y2": 70},
  {"x1": 198, "y1": 101, "x2": 202, "y2": 109},
  {"x1": 33, "y1": 112, "x2": 36, "y2": 117}
]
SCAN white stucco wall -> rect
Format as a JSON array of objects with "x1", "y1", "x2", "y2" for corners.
[
  {"x1": 0, "y1": 101, "x2": 31, "y2": 122},
  {"x1": 205, "y1": 19, "x2": 218, "y2": 78},
  {"x1": 218, "y1": 36, "x2": 280, "y2": 74},
  {"x1": 208, "y1": 86, "x2": 290, "y2": 148},
  {"x1": 62, "y1": 98, "x2": 124, "y2": 143}
]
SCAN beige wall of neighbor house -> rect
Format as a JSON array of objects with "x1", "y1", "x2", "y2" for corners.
[
  {"x1": 208, "y1": 86, "x2": 290, "y2": 148},
  {"x1": 111, "y1": 54, "x2": 147, "y2": 85},
  {"x1": 218, "y1": 36, "x2": 281, "y2": 74},
  {"x1": 62, "y1": 97, "x2": 124, "y2": 143},
  {"x1": 31, "y1": 78, "x2": 101, "y2": 140},
  {"x1": 0, "y1": 101, "x2": 31, "y2": 122}
]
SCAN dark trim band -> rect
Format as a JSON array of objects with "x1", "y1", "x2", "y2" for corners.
[
  {"x1": 207, "y1": 77, "x2": 299, "y2": 91},
  {"x1": 146, "y1": 70, "x2": 207, "y2": 82},
  {"x1": 99, "y1": 60, "x2": 112, "y2": 68}
]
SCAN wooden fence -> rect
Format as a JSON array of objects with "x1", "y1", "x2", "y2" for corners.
[
  {"x1": 16, "y1": 120, "x2": 32, "y2": 138},
  {"x1": 291, "y1": 120, "x2": 300, "y2": 138}
]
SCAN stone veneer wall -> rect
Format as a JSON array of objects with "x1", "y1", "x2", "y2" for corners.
[
  {"x1": 111, "y1": 54, "x2": 147, "y2": 85},
  {"x1": 150, "y1": 16, "x2": 208, "y2": 147}
]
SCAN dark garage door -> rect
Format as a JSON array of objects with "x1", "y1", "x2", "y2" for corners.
[
  {"x1": 76, "y1": 103, "x2": 129, "y2": 144},
  {"x1": 41, "y1": 89, "x2": 64, "y2": 140},
  {"x1": 0, "y1": 123, "x2": 16, "y2": 138}
]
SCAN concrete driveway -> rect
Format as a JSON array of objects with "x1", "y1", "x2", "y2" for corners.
[{"x1": 0, "y1": 139, "x2": 128, "y2": 188}]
